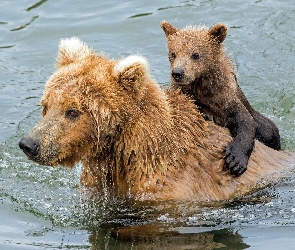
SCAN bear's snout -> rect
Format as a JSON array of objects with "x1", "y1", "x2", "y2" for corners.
[
  {"x1": 19, "y1": 137, "x2": 40, "y2": 158},
  {"x1": 172, "y1": 68, "x2": 184, "y2": 82}
]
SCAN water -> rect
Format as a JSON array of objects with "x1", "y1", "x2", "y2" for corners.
[{"x1": 1, "y1": 0, "x2": 295, "y2": 249}]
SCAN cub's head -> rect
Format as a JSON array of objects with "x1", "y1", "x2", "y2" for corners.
[
  {"x1": 19, "y1": 37, "x2": 151, "y2": 168},
  {"x1": 161, "y1": 21, "x2": 227, "y2": 86}
]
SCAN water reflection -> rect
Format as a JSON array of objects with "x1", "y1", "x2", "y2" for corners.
[{"x1": 89, "y1": 223, "x2": 250, "y2": 249}]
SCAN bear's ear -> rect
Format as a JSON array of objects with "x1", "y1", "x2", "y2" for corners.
[
  {"x1": 161, "y1": 20, "x2": 179, "y2": 37},
  {"x1": 208, "y1": 23, "x2": 227, "y2": 44},
  {"x1": 113, "y1": 55, "x2": 150, "y2": 98},
  {"x1": 56, "y1": 37, "x2": 93, "y2": 68}
]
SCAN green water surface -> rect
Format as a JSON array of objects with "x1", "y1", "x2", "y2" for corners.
[{"x1": 1, "y1": 0, "x2": 295, "y2": 249}]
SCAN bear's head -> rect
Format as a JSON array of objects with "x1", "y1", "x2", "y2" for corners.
[
  {"x1": 161, "y1": 21, "x2": 227, "y2": 86},
  {"x1": 19, "y1": 37, "x2": 152, "y2": 168}
]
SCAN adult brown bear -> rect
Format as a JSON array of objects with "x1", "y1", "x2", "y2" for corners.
[
  {"x1": 19, "y1": 37, "x2": 294, "y2": 202},
  {"x1": 161, "y1": 21, "x2": 281, "y2": 176}
]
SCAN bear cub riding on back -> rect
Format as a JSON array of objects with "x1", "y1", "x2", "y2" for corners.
[{"x1": 161, "y1": 21, "x2": 281, "y2": 176}]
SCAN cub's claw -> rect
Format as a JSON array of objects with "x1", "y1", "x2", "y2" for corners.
[{"x1": 224, "y1": 143, "x2": 249, "y2": 176}]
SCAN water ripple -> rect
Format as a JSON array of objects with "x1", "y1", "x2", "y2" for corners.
[
  {"x1": 24, "y1": 0, "x2": 49, "y2": 12},
  {"x1": 129, "y1": 13, "x2": 153, "y2": 18},
  {"x1": 10, "y1": 15, "x2": 39, "y2": 32},
  {"x1": 0, "y1": 45, "x2": 15, "y2": 49}
]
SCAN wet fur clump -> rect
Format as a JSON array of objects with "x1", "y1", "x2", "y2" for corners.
[
  {"x1": 161, "y1": 21, "x2": 281, "y2": 176},
  {"x1": 19, "y1": 38, "x2": 294, "y2": 202}
]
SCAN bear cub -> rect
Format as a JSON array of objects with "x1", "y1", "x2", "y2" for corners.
[{"x1": 161, "y1": 21, "x2": 281, "y2": 176}]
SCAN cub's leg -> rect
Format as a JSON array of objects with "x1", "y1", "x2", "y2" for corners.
[
  {"x1": 225, "y1": 107, "x2": 256, "y2": 176},
  {"x1": 252, "y1": 110, "x2": 281, "y2": 150}
]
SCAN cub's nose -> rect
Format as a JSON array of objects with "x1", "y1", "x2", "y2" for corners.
[
  {"x1": 172, "y1": 68, "x2": 184, "y2": 82},
  {"x1": 19, "y1": 137, "x2": 40, "y2": 157}
]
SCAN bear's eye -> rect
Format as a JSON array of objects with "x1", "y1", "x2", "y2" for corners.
[
  {"x1": 170, "y1": 52, "x2": 176, "y2": 60},
  {"x1": 42, "y1": 105, "x2": 48, "y2": 116},
  {"x1": 65, "y1": 109, "x2": 80, "y2": 120},
  {"x1": 191, "y1": 53, "x2": 200, "y2": 60}
]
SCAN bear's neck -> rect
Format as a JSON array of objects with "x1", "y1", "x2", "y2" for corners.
[
  {"x1": 81, "y1": 85, "x2": 208, "y2": 199},
  {"x1": 201, "y1": 55, "x2": 234, "y2": 86},
  {"x1": 110, "y1": 87, "x2": 207, "y2": 198}
]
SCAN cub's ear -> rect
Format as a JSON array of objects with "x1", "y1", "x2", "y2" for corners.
[
  {"x1": 161, "y1": 20, "x2": 179, "y2": 37},
  {"x1": 56, "y1": 37, "x2": 93, "y2": 68},
  {"x1": 113, "y1": 55, "x2": 150, "y2": 99},
  {"x1": 209, "y1": 23, "x2": 227, "y2": 44}
]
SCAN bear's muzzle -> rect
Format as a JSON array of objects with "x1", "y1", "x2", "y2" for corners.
[{"x1": 19, "y1": 137, "x2": 40, "y2": 158}]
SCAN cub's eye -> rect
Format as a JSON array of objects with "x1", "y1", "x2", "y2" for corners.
[
  {"x1": 170, "y1": 52, "x2": 176, "y2": 59},
  {"x1": 191, "y1": 53, "x2": 200, "y2": 60},
  {"x1": 65, "y1": 109, "x2": 80, "y2": 120}
]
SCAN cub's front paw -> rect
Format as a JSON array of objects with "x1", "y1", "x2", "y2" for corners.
[{"x1": 224, "y1": 142, "x2": 249, "y2": 176}]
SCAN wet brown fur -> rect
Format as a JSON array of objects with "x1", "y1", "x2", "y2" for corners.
[{"x1": 20, "y1": 38, "x2": 294, "y2": 202}]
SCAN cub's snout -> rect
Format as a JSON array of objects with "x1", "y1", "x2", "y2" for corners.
[{"x1": 171, "y1": 67, "x2": 184, "y2": 83}]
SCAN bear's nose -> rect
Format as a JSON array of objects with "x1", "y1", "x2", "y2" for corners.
[
  {"x1": 19, "y1": 137, "x2": 40, "y2": 157},
  {"x1": 171, "y1": 68, "x2": 184, "y2": 82}
]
